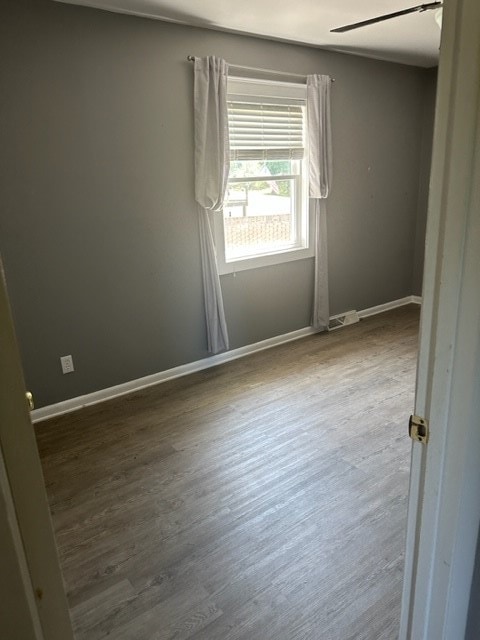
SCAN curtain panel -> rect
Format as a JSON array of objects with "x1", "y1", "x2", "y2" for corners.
[
  {"x1": 307, "y1": 75, "x2": 333, "y2": 330},
  {"x1": 193, "y1": 56, "x2": 230, "y2": 354}
]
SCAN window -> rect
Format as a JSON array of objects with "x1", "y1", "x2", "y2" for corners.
[{"x1": 215, "y1": 77, "x2": 312, "y2": 274}]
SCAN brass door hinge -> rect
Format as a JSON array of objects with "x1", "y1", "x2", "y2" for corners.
[{"x1": 409, "y1": 414, "x2": 429, "y2": 444}]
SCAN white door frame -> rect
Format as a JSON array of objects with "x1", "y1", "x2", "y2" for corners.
[
  {"x1": 400, "y1": 0, "x2": 480, "y2": 637},
  {"x1": 0, "y1": 258, "x2": 74, "y2": 640}
]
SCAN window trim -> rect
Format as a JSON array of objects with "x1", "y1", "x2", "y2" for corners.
[{"x1": 215, "y1": 77, "x2": 313, "y2": 275}]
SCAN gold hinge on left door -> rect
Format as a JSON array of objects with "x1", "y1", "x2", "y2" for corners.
[
  {"x1": 409, "y1": 414, "x2": 429, "y2": 444},
  {"x1": 25, "y1": 391, "x2": 34, "y2": 412}
]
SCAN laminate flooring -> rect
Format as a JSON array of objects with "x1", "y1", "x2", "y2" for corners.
[{"x1": 36, "y1": 305, "x2": 419, "y2": 640}]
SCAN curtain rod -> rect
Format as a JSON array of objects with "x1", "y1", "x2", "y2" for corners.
[{"x1": 186, "y1": 55, "x2": 335, "y2": 83}]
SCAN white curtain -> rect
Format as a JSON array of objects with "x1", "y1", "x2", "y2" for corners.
[
  {"x1": 194, "y1": 56, "x2": 230, "y2": 353},
  {"x1": 307, "y1": 75, "x2": 333, "y2": 330}
]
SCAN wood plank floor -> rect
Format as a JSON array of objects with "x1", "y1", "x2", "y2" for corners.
[{"x1": 36, "y1": 305, "x2": 419, "y2": 640}]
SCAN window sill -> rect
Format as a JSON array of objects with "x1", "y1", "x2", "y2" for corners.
[{"x1": 218, "y1": 245, "x2": 314, "y2": 275}]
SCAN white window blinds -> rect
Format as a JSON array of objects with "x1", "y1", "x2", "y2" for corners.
[{"x1": 227, "y1": 101, "x2": 305, "y2": 161}]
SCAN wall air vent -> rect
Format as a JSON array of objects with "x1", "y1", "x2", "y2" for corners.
[{"x1": 328, "y1": 310, "x2": 360, "y2": 331}]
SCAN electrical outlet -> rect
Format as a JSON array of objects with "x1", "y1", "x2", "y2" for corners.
[{"x1": 60, "y1": 355, "x2": 74, "y2": 374}]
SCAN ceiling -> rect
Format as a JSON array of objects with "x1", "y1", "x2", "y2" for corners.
[{"x1": 56, "y1": 0, "x2": 441, "y2": 67}]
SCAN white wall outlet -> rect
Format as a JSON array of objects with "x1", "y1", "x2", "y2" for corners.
[{"x1": 60, "y1": 355, "x2": 74, "y2": 374}]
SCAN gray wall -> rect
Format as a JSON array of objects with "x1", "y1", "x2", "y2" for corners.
[
  {"x1": 413, "y1": 68, "x2": 437, "y2": 296},
  {"x1": 0, "y1": 0, "x2": 433, "y2": 407}
]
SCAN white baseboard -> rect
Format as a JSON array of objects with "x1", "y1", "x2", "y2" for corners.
[
  {"x1": 31, "y1": 326, "x2": 318, "y2": 423},
  {"x1": 358, "y1": 295, "x2": 421, "y2": 319},
  {"x1": 32, "y1": 295, "x2": 422, "y2": 424}
]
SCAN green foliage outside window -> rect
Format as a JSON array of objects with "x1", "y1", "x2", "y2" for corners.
[{"x1": 228, "y1": 160, "x2": 294, "y2": 197}]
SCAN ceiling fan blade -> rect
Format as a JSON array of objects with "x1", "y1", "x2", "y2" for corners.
[{"x1": 331, "y1": 2, "x2": 442, "y2": 33}]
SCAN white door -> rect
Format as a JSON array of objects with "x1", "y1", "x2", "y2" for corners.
[
  {"x1": 400, "y1": 0, "x2": 480, "y2": 637},
  {"x1": 0, "y1": 258, "x2": 74, "y2": 640}
]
